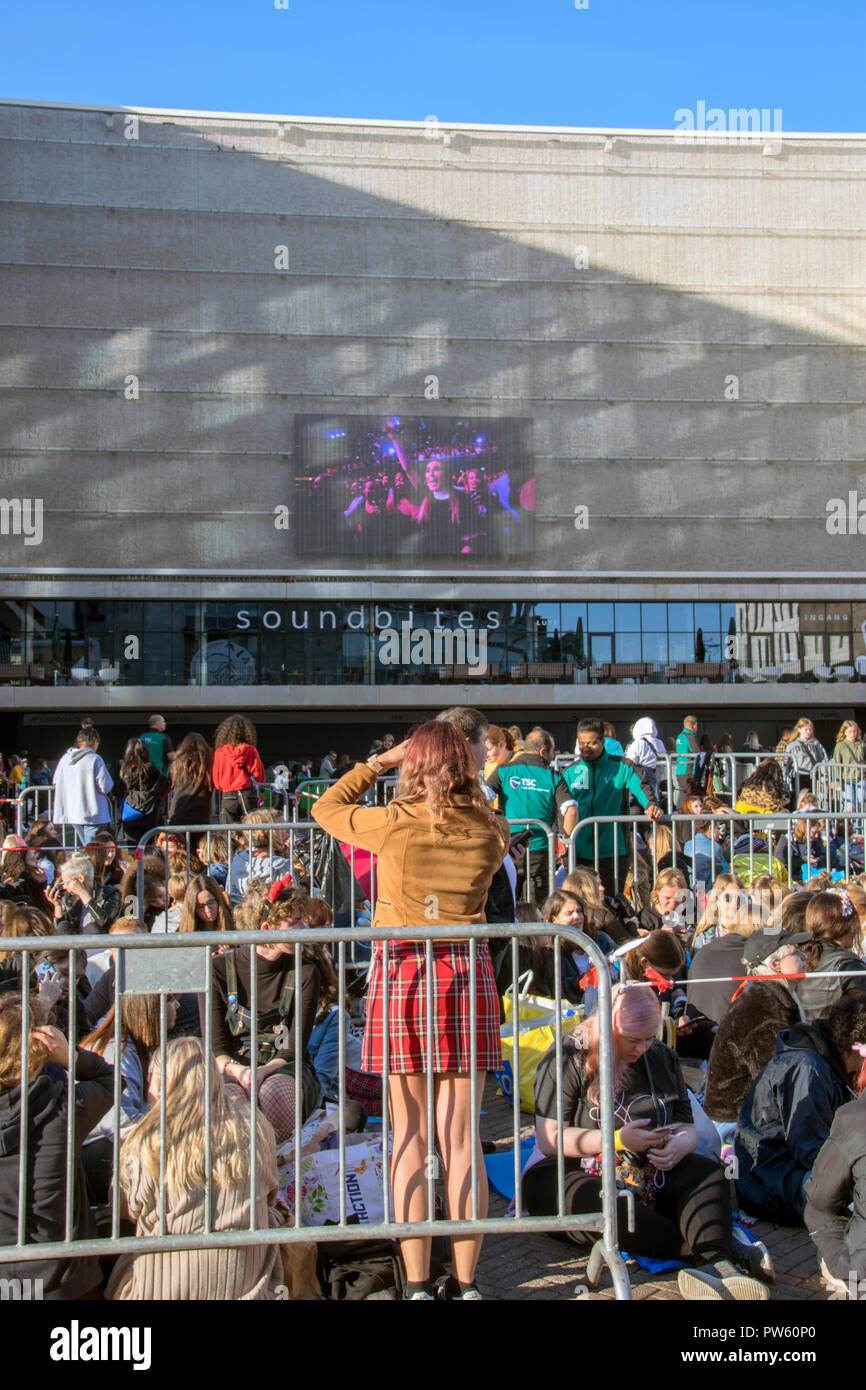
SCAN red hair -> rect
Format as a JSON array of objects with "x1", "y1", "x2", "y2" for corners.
[{"x1": 397, "y1": 720, "x2": 490, "y2": 826}]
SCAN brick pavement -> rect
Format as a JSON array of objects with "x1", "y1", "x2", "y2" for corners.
[{"x1": 476, "y1": 1078, "x2": 827, "y2": 1303}]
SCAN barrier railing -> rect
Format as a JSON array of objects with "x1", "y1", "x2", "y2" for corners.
[
  {"x1": 812, "y1": 761, "x2": 866, "y2": 818},
  {"x1": 0, "y1": 922, "x2": 630, "y2": 1298},
  {"x1": 567, "y1": 810, "x2": 866, "y2": 896}
]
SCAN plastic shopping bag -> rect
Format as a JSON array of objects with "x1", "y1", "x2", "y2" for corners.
[
  {"x1": 495, "y1": 974, "x2": 583, "y2": 1113},
  {"x1": 275, "y1": 1134, "x2": 391, "y2": 1227}
]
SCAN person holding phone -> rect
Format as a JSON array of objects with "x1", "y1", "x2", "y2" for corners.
[{"x1": 522, "y1": 983, "x2": 772, "y2": 1299}]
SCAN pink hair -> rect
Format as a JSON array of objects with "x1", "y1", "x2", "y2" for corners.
[{"x1": 576, "y1": 984, "x2": 660, "y2": 1103}]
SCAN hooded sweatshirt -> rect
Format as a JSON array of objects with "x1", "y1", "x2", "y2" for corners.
[
  {"x1": 52, "y1": 746, "x2": 114, "y2": 825},
  {"x1": 0, "y1": 1049, "x2": 114, "y2": 1297},
  {"x1": 735, "y1": 1020, "x2": 853, "y2": 1225},
  {"x1": 213, "y1": 742, "x2": 265, "y2": 794},
  {"x1": 624, "y1": 717, "x2": 666, "y2": 772}
]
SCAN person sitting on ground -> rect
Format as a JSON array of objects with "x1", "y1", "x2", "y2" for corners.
[
  {"x1": 686, "y1": 876, "x2": 759, "y2": 1031},
  {"x1": 560, "y1": 866, "x2": 632, "y2": 946},
  {"x1": 537, "y1": 889, "x2": 614, "y2": 1010},
  {"x1": 81, "y1": 993, "x2": 174, "y2": 1204},
  {"x1": 196, "y1": 830, "x2": 230, "y2": 889},
  {"x1": 690, "y1": 872, "x2": 747, "y2": 950},
  {"x1": 45, "y1": 852, "x2": 121, "y2": 936},
  {"x1": 617, "y1": 930, "x2": 691, "y2": 1048},
  {"x1": 0, "y1": 905, "x2": 55, "y2": 988},
  {"x1": 177, "y1": 872, "x2": 233, "y2": 937},
  {"x1": 683, "y1": 808, "x2": 729, "y2": 898},
  {"x1": 118, "y1": 858, "x2": 167, "y2": 932},
  {"x1": 206, "y1": 892, "x2": 321, "y2": 1145},
  {"x1": 734, "y1": 759, "x2": 790, "y2": 817},
  {"x1": 797, "y1": 890, "x2": 866, "y2": 1022},
  {"x1": 1, "y1": 835, "x2": 51, "y2": 912},
  {"x1": 702, "y1": 927, "x2": 810, "y2": 1127},
  {"x1": 229, "y1": 810, "x2": 293, "y2": 901},
  {"x1": 149, "y1": 873, "x2": 188, "y2": 936},
  {"x1": 24, "y1": 822, "x2": 65, "y2": 887},
  {"x1": 85, "y1": 829, "x2": 126, "y2": 888},
  {"x1": 83, "y1": 917, "x2": 148, "y2": 1020},
  {"x1": 735, "y1": 994, "x2": 866, "y2": 1227},
  {"x1": 521, "y1": 983, "x2": 771, "y2": 1300},
  {"x1": 105, "y1": 1036, "x2": 284, "y2": 1301},
  {"x1": 804, "y1": 1049, "x2": 866, "y2": 1299},
  {"x1": 636, "y1": 867, "x2": 691, "y2": 937},
  {"x1": 0, "y1": 992, "x2": 114, "y2": 1298}
]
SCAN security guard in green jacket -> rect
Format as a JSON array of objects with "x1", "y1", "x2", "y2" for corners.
[{"x1": 565, "y1": 718, "x2": 663, "y2": 896}]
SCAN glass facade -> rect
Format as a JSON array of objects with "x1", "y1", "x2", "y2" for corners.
[{"x1": 0, "y1": 598, "x2": 863, "y2": 686}]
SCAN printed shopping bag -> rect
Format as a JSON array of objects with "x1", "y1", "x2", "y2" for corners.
[{"x1": 495, "y1": 976, "x2": 582, "y2": 1112}]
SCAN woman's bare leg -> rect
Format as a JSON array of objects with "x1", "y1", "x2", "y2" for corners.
[
  {"x1": 435, "y1": 1072, "x2": 488, "y2": 1285},
  {"x1": 389, "y1": 1073, "x2": 432, "y2": 1283}
]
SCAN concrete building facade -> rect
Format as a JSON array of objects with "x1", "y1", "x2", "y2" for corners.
[{"x1": 1, "y1": 99, "x2": 864, "y2": 756}]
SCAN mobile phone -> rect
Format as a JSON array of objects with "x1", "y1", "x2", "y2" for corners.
[{"x1": 35, "y1": 961, "x2": 57, "y2": 983}]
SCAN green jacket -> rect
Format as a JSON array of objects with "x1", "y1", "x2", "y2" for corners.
[
  {"x1": 675, "y1": 728, "x2": 699, "y2": 777},
  {"x1": 832, "y1": 738, "x2": 866, "y2": 783},
  {"x1": 564, "y1": 752, "x2": 653, "y2": 859},
  {"x1": 486, "y1": 754, "x2": 574, "y2": 851}
]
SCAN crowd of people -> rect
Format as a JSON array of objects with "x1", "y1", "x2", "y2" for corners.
[{"x1": 0, "y1": 704, "x2": 865, "y2": 1302}]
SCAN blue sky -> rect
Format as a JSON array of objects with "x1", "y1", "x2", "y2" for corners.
[{"x1": 2, "y1": 0, "x2": 863, "y2": 131}]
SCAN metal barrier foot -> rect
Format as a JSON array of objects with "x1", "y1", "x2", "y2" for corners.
[{"x1": 586, "y1": 1240, "x2": 632, "y2": 1300}]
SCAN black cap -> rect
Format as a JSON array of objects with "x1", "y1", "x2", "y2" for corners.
[{"x1": 742, "y1": 929, "x2": 811, "y2": 968}]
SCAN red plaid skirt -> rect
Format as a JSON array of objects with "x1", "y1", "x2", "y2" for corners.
[{"x1": 362, "y1": 941, "x2": 501, "y2": 1075}]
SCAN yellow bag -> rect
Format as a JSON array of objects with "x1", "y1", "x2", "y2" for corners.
[{"x1": 496, "y1": 978, "x2": 583, "y2": 1113}]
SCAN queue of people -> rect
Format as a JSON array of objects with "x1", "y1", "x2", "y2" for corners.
[{"x1": 0, "y1": 704, "x2": 865, "y2": 1304}]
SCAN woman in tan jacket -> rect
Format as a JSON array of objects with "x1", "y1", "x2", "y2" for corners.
[{"x1": 312, "y1": 716, "x2": 509, "y2": 1300}]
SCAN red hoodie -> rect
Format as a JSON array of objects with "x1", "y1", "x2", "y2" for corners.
[{"x1": 213, "y1": 742, "x2": 265, "y2": 792}]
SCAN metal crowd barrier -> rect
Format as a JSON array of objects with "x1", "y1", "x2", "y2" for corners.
[
  {"x1": 567, "y1": 810, "x2": 866, "y2": 898},
  {"x1": 0, "y1": 784, "x2": 54, "y2": 836},
  {"x1": 0, "y1": 922, "x2": 630, "y2": 1299},
  {"x1": 812, "y1": 761, "x2": 866, "y2": 818}
]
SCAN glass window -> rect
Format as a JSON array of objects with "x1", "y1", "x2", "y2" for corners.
[
  {"x1": 615, "y1": 633, "x2": 641, "y2": 662},
  {"x1": 669, "y1": 632, "x2": 692, "y2": 661},
  {"x1": 641, "y1": 602, "x2": 667, "y2": 631},
  {"x1": 560, "y1": 604, "x2": 587, "y2": 663},
  {"x1": 590, "y1": 634, "x2": 612, "y2": 664},
  {"x1": 588, "y1": 603, "x2": 614, "y2": 632},
  {"x1": 642, "y1": 632, "x2": 667, "y2": 665},
  {"x1": 694, "y1": 603, "x2": 720, "y2": 633},
  {"x1": 614, "y1": 603, "x2": 641, "y2": 633},
  {"x1": 668, "y1": 603, "x2": 694, "y2": 633}
]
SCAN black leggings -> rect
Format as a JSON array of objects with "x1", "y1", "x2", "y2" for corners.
[{"x1": 523, "y1": 1152, "x2": 732, "y2": 1263}]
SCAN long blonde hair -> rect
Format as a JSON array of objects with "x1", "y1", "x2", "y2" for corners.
[
  {"x1": 693, "y1": 872, "x2": 750, "y2": 944},
  {"x1": 119, "y1": 1036, "x2": 274, "y2": 1201}
]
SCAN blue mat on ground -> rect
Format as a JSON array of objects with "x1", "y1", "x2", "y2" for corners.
[
  {"x1": 484, "y1": 1139, "x2": 535, "y2": 1200},
  {"x1": 625, "y1": 1218, "x2": 760, "y2": 1275}
]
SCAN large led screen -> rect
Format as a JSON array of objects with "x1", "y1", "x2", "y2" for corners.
[{"x1": 293, "y1": 415, "x2": 534, "y2": 558}]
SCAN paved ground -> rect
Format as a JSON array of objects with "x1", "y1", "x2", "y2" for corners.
[{"x1": 476, "y1": 1077, "x2": 826, "y2": 1302}]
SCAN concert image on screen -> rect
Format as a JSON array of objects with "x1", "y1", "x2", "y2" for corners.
[{"x1": 293, "y1": 415, "x2": 534, "y2": 559}]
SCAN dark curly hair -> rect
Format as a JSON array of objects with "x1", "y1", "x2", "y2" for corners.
[{"x1": 214, "y1": 715, "x2": 258, "y2": 750}]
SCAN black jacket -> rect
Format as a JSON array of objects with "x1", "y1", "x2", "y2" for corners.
[
  {"x1": 687, "y1": 932, "x2": 748, "y2": 1026},
  {"x1": 54, "y1": 882, "x2": 122, "y2": 935},
  {"x1": 0, "y1": 1048, "x2": 114, "y2": 1298},
  {"x1": 797, "y1": 942, "x2": 866, "y2": 1024},
  {"x1": 804, "y1": 1093, "x2": 866, "y2": 1284},
  {"x1": 735, "y1": 1020, "x2": 853, "y2": 1225}
]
